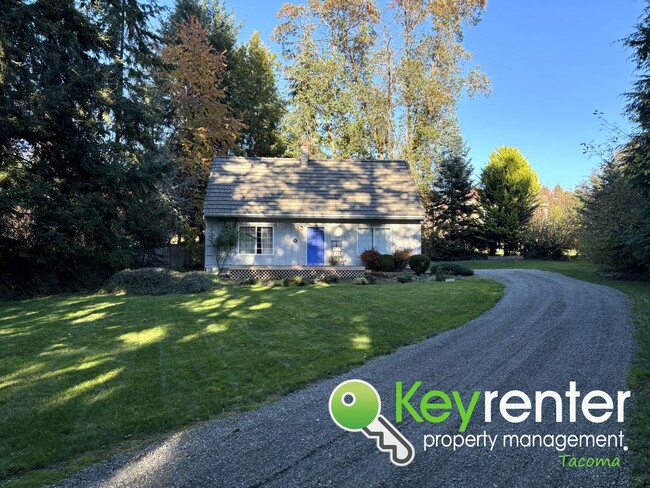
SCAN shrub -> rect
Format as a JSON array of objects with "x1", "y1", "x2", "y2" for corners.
[
  {"x1": 360, "y1": 248, "x2": 382, "y2": 270},
  {"x1": 435, "y1": 271, "x2": 450, "y2": 282},
  {"x1": 408, "y1": 254, "x2": 431, "y2": 275},
  {"x1": 429, "y1": 263, "x2": 474, "y2": 276},
  {"x1": 105, "y1": 268, "x2": 218, "y2": 295},
  {"x1": 282, "y1": 276, "x2": 311, "y2": 287},
  {"x1": 522, "y1": 220, "x2": 574, "y2": 260},
  {"x1": 425, "y1": 235, "x2": 482, "y2": 261},
  {"x1": 353, "y1": 277, "x2": 369, "y2": 285},
  {"x1": 379, "y1": 254, "x2": 395, "y2": 272},
  {"x1": 393, "y1": 248, "x2": 413, "y2": 271},
  {"x1": 321, "y1": 274, "x2": 339, "y2": 284},
  {"x1": 397, "y1": 273, "x2": 413, "y2": 283},
  {"x1": 179, "y1": 271, "x2": 220, "y2": 293},
  {"x1": 292, "y1": 276, "x2": 308, "y2": 286},
  {"x1": 363, "y1": 273, "x2": 376, "y2": 284}
]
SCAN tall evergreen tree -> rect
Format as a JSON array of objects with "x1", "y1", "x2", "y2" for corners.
[
  {"x1": 89, "y1": 0, "x2": 164, "y2": 149},
  {"x1": 622, "y1": 1, "x2": 650, "y2": 268},
  {"x1": 0, "y1": 0, "x2": 168, "y2": 294},
  {"x1": 0, "y1": 1, "x2": 119, "y2": 291},
  {"x1": 478, "y1": 146, "x2": 540, "y2": 255},
  {"x1": 230, "y1": 32, "x2": 286, "y2": 156},
  {"x1": 163, "y1": 0, "x2": 214, "y2": 32},
  {"x1": 164, "y1": 0, "x2": 286, "y2": 159},
  {"x1": 579, "y1": 154, "x2": 645, "y2": 272},
  {"x1": 90, "y1": 0, "x2": 171, "y2": 262},
  {"x1": 427, "y1": 148, "x2": 480, "y2": 259}
]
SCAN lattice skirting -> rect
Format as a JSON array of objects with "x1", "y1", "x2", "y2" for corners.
[{"x1": 228, "y1": 266, "x2": 366, "y2": 283}]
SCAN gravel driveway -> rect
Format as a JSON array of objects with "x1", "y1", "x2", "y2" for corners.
[{"x1": 55, "y1": 269, "x2": 634, "y2": 488}]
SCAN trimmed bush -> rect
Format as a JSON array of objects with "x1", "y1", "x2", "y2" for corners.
[
  {"x1": 397, "y1": 273, "x2": 414, "y2": 283},
  {"x1": 429, "y1": 263, "x2": 474, "y2": 276},
  {"x1": 353, "y1": 277, "x2": 369, "y2": 285},
  {"x1": 360, "y1": 248, "x2": 382, "y2": 270},
  {"x1": 105, "y1": 268, "x2": 218, "y2": 295},
  {"x1": 379, "y1": 254, "x2": 396, "y2": 272},
  {"x1": 393, "y1": 248, "x2": 413, "y2": 272},
  {"x1": 408, "y1": 254, "x2": 431, "y2": 275}
]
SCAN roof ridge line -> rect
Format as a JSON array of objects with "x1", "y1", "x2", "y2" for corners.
[{"x1": 213, "y1": 156, "x2": 408, "y2": 164}]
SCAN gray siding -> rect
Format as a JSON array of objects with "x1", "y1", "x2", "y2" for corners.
[{"x1": 205, "y1": 218, "x2": 422, "y2": 271}]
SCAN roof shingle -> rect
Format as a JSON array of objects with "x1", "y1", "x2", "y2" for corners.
[{"x1": 203, "y1": 157, "x2": 425, "y2": 220}]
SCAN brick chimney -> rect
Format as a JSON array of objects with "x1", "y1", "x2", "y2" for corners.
[{"x1": 300, "y1": 141, "x2": 310, "y2": 166}]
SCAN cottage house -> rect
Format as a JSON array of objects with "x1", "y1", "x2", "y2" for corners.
[{"x1": 203, "y1": 150, "x2": 425, "y2": 281}]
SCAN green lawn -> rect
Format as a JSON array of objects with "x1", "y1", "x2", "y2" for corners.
[
  {"x1": 0, "y1": 279, "x2": 503, "y2": 487},
  {"x1": 458, "y1": 260, "x2": 650, "y2": 487}
]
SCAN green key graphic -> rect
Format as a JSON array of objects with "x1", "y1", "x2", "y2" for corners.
[{"x1": 329, "y1": 379, "x2": 415, "y2": 466}]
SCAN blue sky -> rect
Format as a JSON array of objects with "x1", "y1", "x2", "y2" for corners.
[{"x1": 161, "y1": 0, "x2": 643, "y2": 189}]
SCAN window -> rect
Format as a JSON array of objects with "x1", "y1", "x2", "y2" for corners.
[
  {"x1": 239, "y1": 226, "x2": 273, "y2": 255},
  {"x1": 331, "y1": 240, "x2": 343, "y2": 262},
  {"x1": 373, "y1": 228, "x2": 390, "y2": 254},
  {"x1": 357, "y1": 227, "x2": 391, "y2": 254}
]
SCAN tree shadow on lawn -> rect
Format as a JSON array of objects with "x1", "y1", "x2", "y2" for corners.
[{"x1": 0, "y1": 280, "x2": 500, "y2": 485}]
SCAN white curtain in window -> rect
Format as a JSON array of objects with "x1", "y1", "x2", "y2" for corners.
[
  {"x1": 239, "y1": 226, "x2": 256, "y2": 254},
  {"x1": 373, "y1": 228, "x2": 391, "y2": 254},
  {"x1": 259, "y1": 227, "x2": 273, "y2": 254},
  {"x1": 357, "y1": 228, "x2": 373, "y2": 254}
]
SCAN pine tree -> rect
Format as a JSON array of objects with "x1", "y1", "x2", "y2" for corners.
[
  {"x1": 90, "y1": 0, "x2": 164, "y2": 149},
  {"x1": 0, "y1": 0, "x2": 169, "y2": 294},
  {"x1": 621, "y1": 1, "x2": 650, "y2": 268},
  {"x1": 0, "y1": 1, "x2": 122, "y2": 290},
  {"x1": 163, "y1": 0, "x2": 214, "y2": 33},
  {"x1": 90, "y1": 0, "x2": 171, "y2": 262},
  {"x1": 579, "y1": 156, "x2": 645, "y2": 272},
  {"x1": 478, "y1": 147, "x2": 540, "y2": 255},
  {"x1": 427, "y1": 149, "x2": 480, "y2": 259},
  {"x1": 164, "y1": 1, "x2": 286, "y2": 159}
]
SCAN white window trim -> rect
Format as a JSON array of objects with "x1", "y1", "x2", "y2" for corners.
[
  {"x1": 238, "y1": 224, "x2": 274, "y2": 256},
  {"x1": 357, "y1": 227, "x2": 391, "y2": 255}
]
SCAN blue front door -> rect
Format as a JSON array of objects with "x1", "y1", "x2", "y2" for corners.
[{"x1": 307, "y1": 227, "x2": 325, "y2": 265}]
